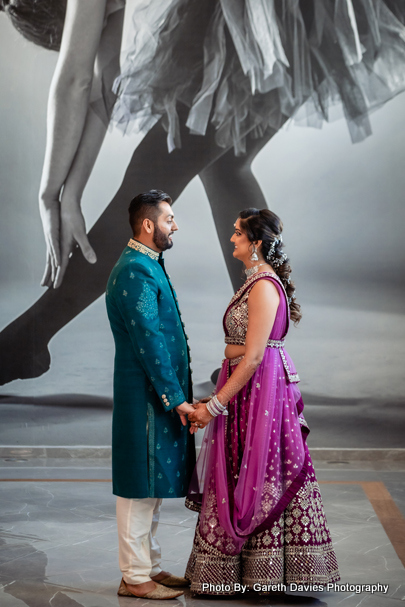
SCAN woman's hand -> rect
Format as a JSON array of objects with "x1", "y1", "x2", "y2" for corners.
[
  {"x1": 39, "y1": 195, "x2": 62, "y2": 287},
  {"x1": 53, "y1": 197, "x2": 97, "y2": 288},
  {"x1": 176, "y1": 401, "x2": 207, "y2": 434},
  {"x1": 188, "y1": 401, "x2": 214, "y2": 428},
  {"x1": 39, "y1": 195, "x2": 97, "y2": 288}
]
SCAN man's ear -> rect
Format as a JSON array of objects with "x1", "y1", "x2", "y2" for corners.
[{"x1": 143, "y1": 218, "x2": 153, "y2": 234}]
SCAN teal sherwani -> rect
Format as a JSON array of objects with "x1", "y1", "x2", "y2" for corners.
[{"x1": 106, "y1": 239, "x2": 195, "y2": 498}]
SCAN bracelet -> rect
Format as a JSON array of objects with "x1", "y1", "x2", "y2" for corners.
[{"x1": 206, "y1": 394, "x2": 228, "y2": 417}]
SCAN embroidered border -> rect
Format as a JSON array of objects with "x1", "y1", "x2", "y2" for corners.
[
  {"x1": 229, "y1": 355, "x2": 244, "y2": 366},
  {"x1": 186, "y1": 528, "x2": 339, "y2": 592},
  {"x1": 225, "y1": 338, "x2": 300, "y2": 383},
  {"x1": 185, "y1": 497, "x2": 201, "y2": 512},
  {"x1": 127, "y1": 239, "x2": 159, "y2": 260},
  {"x1": 242, "y1": 543, "x2": 340, "y2": 586},
  {"x1": 226, "y1": 271, "x2": 279, "y2": 311},
  {"x1": 225, "y1": 337, "x2": 285, "y2": 347},
  {"x1": 185, "y1": 526, "x2": 241, "y2": 594}
]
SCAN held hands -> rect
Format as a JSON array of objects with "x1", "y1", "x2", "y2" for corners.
[
  {"x1": 39, "y1": 195, "x2": 97, "y2": 289},
  {"x1": 188, "y1": 400, "x2": 214, "y2": 429},
  {"x1": 175, "y1": 400, "x2": 213, "y2": 434}
]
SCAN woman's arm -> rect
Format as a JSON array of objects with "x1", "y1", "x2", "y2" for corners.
[
  {"x1": 189, "y1": 279, "x2": 280, "y2": 425},
  {"x1": 39, "y1": 0, "x2": 108, "y2": 283},
  {"x1": 40, "y1": 0, "x2": 108, "y2": 200},
  {"x1": 62, "y1": 8, "x2": 124, "y2": 202},
  {"x1": 44, "y1": 8, "x2": 125, "y2": 288}
]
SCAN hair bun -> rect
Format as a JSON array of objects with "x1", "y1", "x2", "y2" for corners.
[{"x1": 258, "y1": 208, "x2": 283, "y2": 234}]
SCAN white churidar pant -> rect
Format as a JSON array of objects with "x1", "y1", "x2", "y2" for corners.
[{"x1": 116, "y1": 496, "x2": 163, "y2": 585}]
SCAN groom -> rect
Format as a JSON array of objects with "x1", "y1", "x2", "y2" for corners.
[{"x1": 106, "y1": 190, "x2": 196, "y2": 599}]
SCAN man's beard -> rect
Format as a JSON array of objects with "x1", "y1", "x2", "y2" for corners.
[{"x1": 153, "y1": 224, "x2": 173, "y2": 251}]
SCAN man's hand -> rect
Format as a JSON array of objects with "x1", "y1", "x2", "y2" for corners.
[
  {"x1": 188, "y1": 401, "x2": 214, "y2": 428},
  {"x1": 175, "y1": 402, "x2": 195, "y2": 427}
]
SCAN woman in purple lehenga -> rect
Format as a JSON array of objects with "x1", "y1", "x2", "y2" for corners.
[{"x1": 187, "y1": 208, "x2": 340, "y2": 594}]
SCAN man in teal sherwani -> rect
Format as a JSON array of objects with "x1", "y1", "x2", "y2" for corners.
[{"x1": 106, "y1": 190, "x2": 196, "y2": 599}]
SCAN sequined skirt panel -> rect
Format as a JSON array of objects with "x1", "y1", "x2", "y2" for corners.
[{"x1": 185, "y1": 445, "x2": 340, "y2": 594}]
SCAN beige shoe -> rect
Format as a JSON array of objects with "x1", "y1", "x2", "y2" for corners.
[
  {"x1": 117, "y1": 578, "x2": 184, "y2": 599},
  {"x1": 158, "y1": 575, "x2": 190, "y2": 588}
]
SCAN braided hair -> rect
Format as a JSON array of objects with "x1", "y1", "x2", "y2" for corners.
[
  {"x1": 238, "y1": 208, "x2": 302, "y2": 324},
  {"x1": 1, "y1": 0, "x2": 67, "y2": 51}
]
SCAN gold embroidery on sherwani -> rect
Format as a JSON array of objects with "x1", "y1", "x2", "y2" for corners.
[{"x1": 127, "y1": 238, "x2": 159, "y2": 260}]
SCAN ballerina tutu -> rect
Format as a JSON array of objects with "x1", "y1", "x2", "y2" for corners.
[{"x1": 112, "y1": 0, "x2": 405, "y2": 153}]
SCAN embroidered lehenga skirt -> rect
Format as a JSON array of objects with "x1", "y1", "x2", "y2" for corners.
[{"x1": 185, "y1": 355, "x2": 340, "y2": 593}]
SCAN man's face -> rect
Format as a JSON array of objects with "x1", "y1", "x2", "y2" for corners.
[{"x1": 152, "y1": 202, "x2": 178, "y2": 251}]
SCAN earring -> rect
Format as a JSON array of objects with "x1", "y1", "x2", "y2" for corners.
[{"x1": 250, "y1": 245, "x2": 259, "y2": 262}]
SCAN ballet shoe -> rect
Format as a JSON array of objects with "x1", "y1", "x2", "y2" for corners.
[
  {"x1": 157, "y1": 574, "x2": 190, "y2": 588},
  {"x1": 0, "y1": 347, "x2": 50, "y2": 385},
  {"x1": 0, "y1": 318, "x2": 51, "y2": 385},
  {"x1": 117, "y1": 578, "x2": 184, "y2": 599}
]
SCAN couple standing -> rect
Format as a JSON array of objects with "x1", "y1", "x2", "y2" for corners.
[{"x1": 106, "y1": 190, "x2": 340, "y2": 599}]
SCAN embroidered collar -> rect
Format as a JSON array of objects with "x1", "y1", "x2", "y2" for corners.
[{"x1": 127, "y1": 239, "x2": 160, "y2": 261}]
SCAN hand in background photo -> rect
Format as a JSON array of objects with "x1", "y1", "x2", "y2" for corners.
[
  {"x1": 39, "y1": 195, "x2": 62, "y2": 286},
  {"x1": 40, "y1": 194, "x2": 97, "y2": 288},
  {"x1": 56, "y1": 197, "x2": 97, "y2": 288}
]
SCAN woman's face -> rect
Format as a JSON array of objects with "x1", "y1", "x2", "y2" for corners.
[{"x1": 230, "y1": 219, "x2": 255, "y2": 264}]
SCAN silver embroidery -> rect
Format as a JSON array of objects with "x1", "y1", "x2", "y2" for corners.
[
  {"x1": 136, "y1": 282, "x2": 158, "y2": 320},
  {"x1": 224, "y1": 273, "x2": 299, "y2": 383},
  {"x1": 186, "y1": 475, "x2": 339, "y2": 591}
]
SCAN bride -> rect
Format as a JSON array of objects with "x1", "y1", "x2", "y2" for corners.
[{"x1": 187, "y1": 208, "x2": 340, "y2": 593}]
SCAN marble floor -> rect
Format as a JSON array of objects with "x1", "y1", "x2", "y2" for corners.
[{"x1": 0, "y1": 458, "x2": 404, "y2": 607}]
